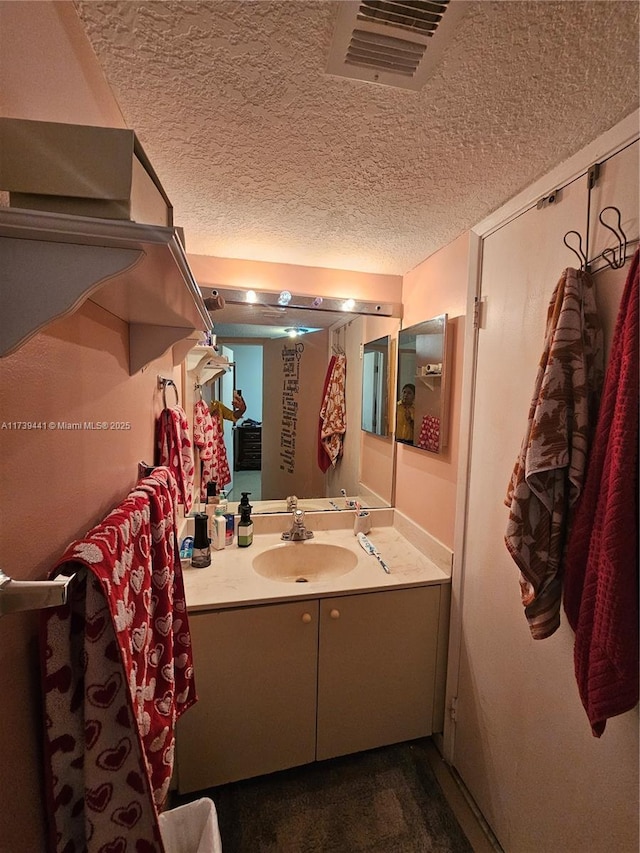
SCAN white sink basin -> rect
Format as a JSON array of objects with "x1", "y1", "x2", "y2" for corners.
[{"x1": 252, "y1": 542, "x2": 358, "y2": 583}]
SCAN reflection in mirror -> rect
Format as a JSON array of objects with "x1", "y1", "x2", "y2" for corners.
[
  {"x1": 194, "y1": 287, "x2": 401, "y2": 513},
  {"x1": 361, "y1": 336, "x2": 390, "y2": 436},
  {"x1": 396, "y1": 315, "x2": 450, "y2": 453}
]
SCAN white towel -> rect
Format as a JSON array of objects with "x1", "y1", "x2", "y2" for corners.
[{"x1": 159, "y1": 798, "x2": 223, "y2": 853}]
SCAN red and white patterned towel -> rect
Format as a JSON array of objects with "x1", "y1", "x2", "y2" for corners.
[
  {"x1": 155, "y1": 406, "x2": 195, "y2": 513},
  {"x1": 41, "y1": 468, "x2": 197, "y2": 853},
  {"x1": 193, "y1": 400, "x2": 231, "y2": 500},
  {"x1": 418, "y1": 415, "x2": 440, "y2": 453}
]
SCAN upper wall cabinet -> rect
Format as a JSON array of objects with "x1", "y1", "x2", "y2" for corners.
[{"x1": 0, "y1": 119, "x2": 210, "y2": 373}]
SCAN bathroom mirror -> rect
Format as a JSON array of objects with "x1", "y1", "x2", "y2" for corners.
[
  {"x1": 361, "y1": 335, "x2": 390, "y2": 436},
  {"x1": 188, "y1": 287, "x2": 401, "y2": 512},
  {"x1": 396, "y1": 314, "x2": 450, "y2": 453}
]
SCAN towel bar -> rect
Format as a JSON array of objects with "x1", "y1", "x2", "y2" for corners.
[{"x1": 0, "y1": 569, "x2": 76, "y2": 617}]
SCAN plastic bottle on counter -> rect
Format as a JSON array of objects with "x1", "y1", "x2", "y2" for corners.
[
  {"x1": 218, "y1": 489, "x2": 228, "y2": 514},
  {"x1": 211, "y1": 507, "x2": 226, "y2": 551},
  {"x1": 225, "y1": 513, "x2": 235, "y2": 546}
]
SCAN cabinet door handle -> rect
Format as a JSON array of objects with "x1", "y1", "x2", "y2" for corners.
[
  {"x1": 301, "y1": 612, "x2": 312, "y2": 624},
  {"x1": 330, "y1": 608, "x2": 340, "y2": 620}
]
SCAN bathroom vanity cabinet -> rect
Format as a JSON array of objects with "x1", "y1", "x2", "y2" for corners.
[{"x1": 176, "y1": 584, "x2": 444, "y2": 792}]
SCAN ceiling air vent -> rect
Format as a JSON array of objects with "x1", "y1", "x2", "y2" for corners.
[{"x1": 326, "y1": 0, "x2": 469, "y2": 91}]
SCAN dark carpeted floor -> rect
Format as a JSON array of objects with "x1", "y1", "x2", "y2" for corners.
[{"x1": 173, "y1": 739, "x2": 474, "y2": 852}]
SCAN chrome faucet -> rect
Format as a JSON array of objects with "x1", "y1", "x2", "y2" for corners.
[{"x1": 282, "y1": 508, "x2": 314, "y2": 541}]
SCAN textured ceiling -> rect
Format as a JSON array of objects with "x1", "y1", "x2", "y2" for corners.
[{"x1": 74, "y1": 1, "x2": 639, "y2": 275}]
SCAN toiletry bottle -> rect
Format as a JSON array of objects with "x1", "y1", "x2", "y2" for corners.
[
  {"x1": 237, "y1": 492, "x2": 252, "y2": 514},
  {"x1": 212, "y1": 507, "x2": 226, "y2": 551},
  {"x1": 206, "y1": 481, "x2": 219, "y2": 538},
  {"x1": 225, "y1": 513, "x2": 235, "y2": 546},
  {"x1": 237, "y1": 493, "x2": 253, "y2": 548},
  {"x1": 207, "y1": 481, "x2": 219, "y2": 506},
  {"x1": 218, "y1": 489, "x2": 228, "y2": 514},
  {"x1": 191, "y1": 512, "x2": 211, "y2": 568}
]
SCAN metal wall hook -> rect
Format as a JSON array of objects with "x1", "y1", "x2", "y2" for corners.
[
  {"x1": 598, "y1": 206, "x2": 628, "y2": 269},
  {"x1": 563, "y1": 230, "x2": 588, "y2": 271},
  {"x1": 157, "y1": 375, "x2": 179, "y2": 409}
]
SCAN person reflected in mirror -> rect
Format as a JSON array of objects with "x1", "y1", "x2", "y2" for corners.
[
  {"x1": 396, "y1": 383, "x2": 415, "y2": 444},
  {"x1": 232, "y1": 389, "x2": 247, "y2": 421}
]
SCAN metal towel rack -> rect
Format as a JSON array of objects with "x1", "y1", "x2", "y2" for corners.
[
  {"x1": 157, "y1": 374, "x2": 179, "y2": 408},
  {"x1": 0, "y1": 569, "x2": 76, "y2": 617}
]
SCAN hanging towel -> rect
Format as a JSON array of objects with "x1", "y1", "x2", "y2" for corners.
[
  {"x1": 41, "y1": 468, "x2": 197, "y2": 853},
  {"x1": 207, "y1": 402, "x2": 232, "y2": 491},
  {"x1": 193, "y1": 399, "x2": 217, "y2": 501},
  {"x1": 504, "y1": 267, "x2": 603, "y2": 639},
  {"x1": 155, "y1": 406, "x2": 195, "y2": 513},
  {"x1": 563, "y1": 250, "x2": 639, "y2": 736},
  {"x1": 418, "y1": 414, "x2": 440, "y2": 453},
  {"x1": 318, "y1": 355, "x2": 336, "y2": 473},
  {"x1": 318, "y1": 354, "x2": 347, "y2": 470}
]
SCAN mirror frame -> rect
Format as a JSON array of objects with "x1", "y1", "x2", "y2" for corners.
[
  {"x1": 395, "y1": 314, "x2": 450, "y2": 454},
  {"x1": 361, "y1": 335, "x2": 390, "y2": 437}
]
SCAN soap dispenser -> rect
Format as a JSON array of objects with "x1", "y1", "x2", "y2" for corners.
[
  {"x1": 191, "y1": 512, "x2": 211, "y2": 568},
  {"x1": 237, "y1": 492, "x2": 253, "y2": 548}
]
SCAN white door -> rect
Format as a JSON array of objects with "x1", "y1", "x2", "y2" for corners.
[{"x1": 453, "y1": 142, "x2": 639, "y2": 852}]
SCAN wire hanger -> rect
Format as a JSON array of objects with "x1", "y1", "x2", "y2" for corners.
[
  {"x1": 598, "y1": 206, "x2": 628, "y2": 270},
  {"x1": 194, "y1": 382, "x2": 204, "y2": 402},
  {"x1": 563, "y1": 230, "x2": 588, "y2": 272}
]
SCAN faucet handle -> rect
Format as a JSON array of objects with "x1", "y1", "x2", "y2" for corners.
[{"x1": 287, "y1": 495, "x2": 298, "y2": 510}]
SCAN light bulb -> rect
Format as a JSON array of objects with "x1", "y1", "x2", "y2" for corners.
[
  {"x1": 342, "y1": 298, "x2": 355, "y2": 311},
  {"x1": 245, "y1": 290, "x2": 257, "y2": 303},
  {"x1": 278, "y1": 290, "x2": 292, "y2": 306}
]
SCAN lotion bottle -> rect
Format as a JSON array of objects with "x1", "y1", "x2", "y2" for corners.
[{"x1": 212, "y1": 507, "x2": 226, "y2": 551}]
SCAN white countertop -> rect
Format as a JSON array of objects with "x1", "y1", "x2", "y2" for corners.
[{"x1": 180, "y1": 525, "x2": 450, "y2": 612}]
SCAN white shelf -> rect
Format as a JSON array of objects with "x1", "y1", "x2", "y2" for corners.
[
  {"x1": 186, "y1": 346, "x2": 230, "y2": 384},
  {"x1": 0, "y1": 207, "x2": 211, "y2": 374},
  {"x1": 415, "y1": 373, "x2": 442, "y2": 391}
]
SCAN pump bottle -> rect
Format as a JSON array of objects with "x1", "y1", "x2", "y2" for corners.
[{"x1": 237, "y1": 492, "x2": 253, "y2": 548}]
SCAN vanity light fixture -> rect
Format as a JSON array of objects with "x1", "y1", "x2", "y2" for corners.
[
  {"x1": 342, "y1": 298, "x2": 356, "y2": 311},
  {"x1": 245, "y1": 290, "x2": 257, "y2": 303},
  {"x1": 278, "y1": 290, "x2": 292, "y2": 306}
]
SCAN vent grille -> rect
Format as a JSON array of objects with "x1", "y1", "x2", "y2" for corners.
[
  {"x1": 357, "y1": 1, "x2": 450, "y2": 36},
  {"x1": 326, "y1": 0, "x2": 468, "y2": 91}
]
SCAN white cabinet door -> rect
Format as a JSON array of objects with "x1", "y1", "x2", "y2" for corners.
[
  {"x1": 176, "y1": 600, "x2": 319, "y2": 792},
  {"x1": 316, "y1": 586, "x2": 441, "y2": 761}
]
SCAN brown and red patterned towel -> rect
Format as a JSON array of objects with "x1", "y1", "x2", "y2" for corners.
[
  {"x1": 504, "y1": 267, "x2": 603, "y2": 640},
  {"x1": 563, "y1": 250, "x2": 639, "y2": 736},
  {"x1": 319, "y1": 353, "x2": 347, "y2": 470},
  {"x1": 41, "y1": 468, "x2": 196, "y2": 853},
  {"x1": 155, "y1": 406, "x2": 195, "y2": 514}
]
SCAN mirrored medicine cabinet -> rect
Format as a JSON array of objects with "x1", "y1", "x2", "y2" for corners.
[{"x1": 396, "y1": 314, "x2": 451, "y2": 454}]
